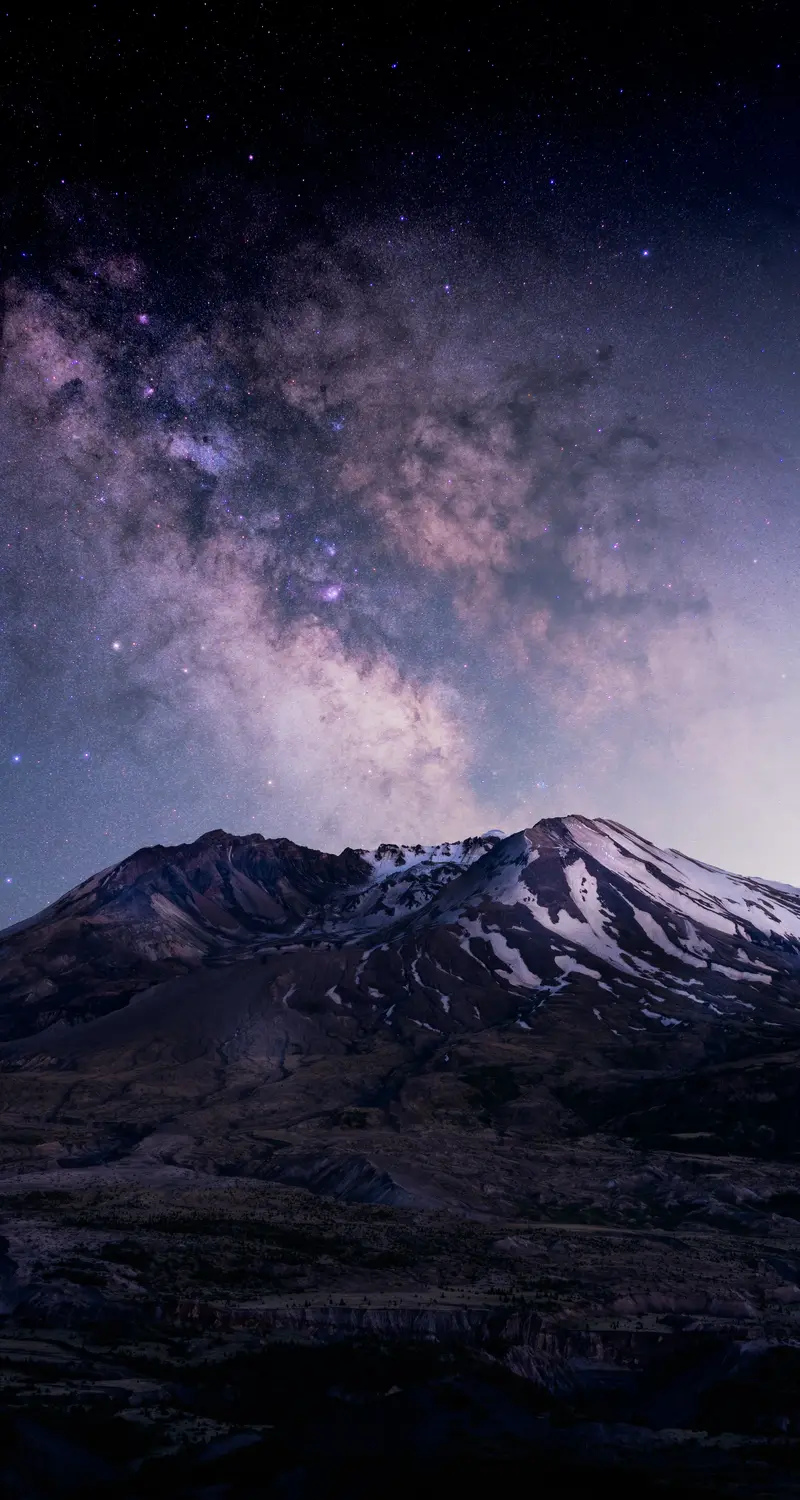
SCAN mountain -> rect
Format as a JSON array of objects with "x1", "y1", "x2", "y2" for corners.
[
  {"x1": 3, "y1": 817, "x2": 800, "y2": 1492},
  {"x1": 3, "y1": 813, "x2": 800, "y2": 1164},
  {"x1": 0, "y1": 828, "x2": 500, "y2": 1036},
  {"x1": 5, "y1": 816, "x2": 800, "y2": 1038}
]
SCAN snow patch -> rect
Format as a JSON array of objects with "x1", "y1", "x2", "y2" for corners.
[
  {"x1": 483, "y1": 929, "x2": 541, "y2": 987},
  {"x1": 736, "y1": 948, "x2": 775, "y2": 971},
  {"x1": 518, "y1": 860, "x2": 640, "y2": 975},
  {"x1": 711, "y1": 964, "x2": 771, "y2": 984},
  {"x1": 642, "y1": 1007, "x2": 681, "y2": 1026},
  {"x1": 627, "y1": 904, "x2": 706, "y2": 968},
  {"x1": 555, "y1": 954, "x2": 601, "y2": 979}
]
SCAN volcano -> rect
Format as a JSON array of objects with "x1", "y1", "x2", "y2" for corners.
[
  {"x1": 3, "y1": 820, "x2": 800, "y2": 1492},
  {"x1": 2, "y1": 814, "x2": 800, "y2": 1167}
]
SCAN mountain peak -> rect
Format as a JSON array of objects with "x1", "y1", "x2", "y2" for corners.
[{"x1": 1, "y1": 815, "x2": 799, "y2": 1059}]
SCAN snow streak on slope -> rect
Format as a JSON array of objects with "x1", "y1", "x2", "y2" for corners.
[
  {"x1": 515, "y1": 859, "x2": 641, "y2": 976},
  {"x1": 571, "y1": 819, "x2": 800, "y2": 943}
]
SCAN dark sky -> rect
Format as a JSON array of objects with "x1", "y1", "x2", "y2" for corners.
[{"x1": 3, "y1": 2, "x2": 800, "y2": 924}]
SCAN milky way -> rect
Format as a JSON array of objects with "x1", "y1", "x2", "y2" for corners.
[{"x1": 2, "y1": 202, "x2": 800, "y2": 922}]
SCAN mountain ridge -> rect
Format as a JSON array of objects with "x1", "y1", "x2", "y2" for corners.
[
  {"x1": 1, "y1": 813, "x2": 800, "y2": 1169},
  {"x1": 3, "y1": 813, "x2": 800, "y2": 1041}
]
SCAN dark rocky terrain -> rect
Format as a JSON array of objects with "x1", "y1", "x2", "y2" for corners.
[{"x1": 2, "y1": 815, "x2": 800, "y2": 1495}]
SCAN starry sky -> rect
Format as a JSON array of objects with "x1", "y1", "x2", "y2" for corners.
[{"x1": 3, "y1": 4, "x2": 800, "y2": 924}]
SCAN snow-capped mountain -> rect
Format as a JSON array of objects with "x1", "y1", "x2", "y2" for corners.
[
  {"x1": 0, "y1": 828, "x2": 503, "y2": 1038},
  {"x1": 414, "y1": 815, "x2": 800, "y2": 1031},
  {"x1": 2, "y1": 815, "x2": 800, "y2": 1050}
]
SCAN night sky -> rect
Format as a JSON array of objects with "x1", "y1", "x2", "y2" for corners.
[{"x1": 3, "y1": 4, "x2": 800, "y2": 925}]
